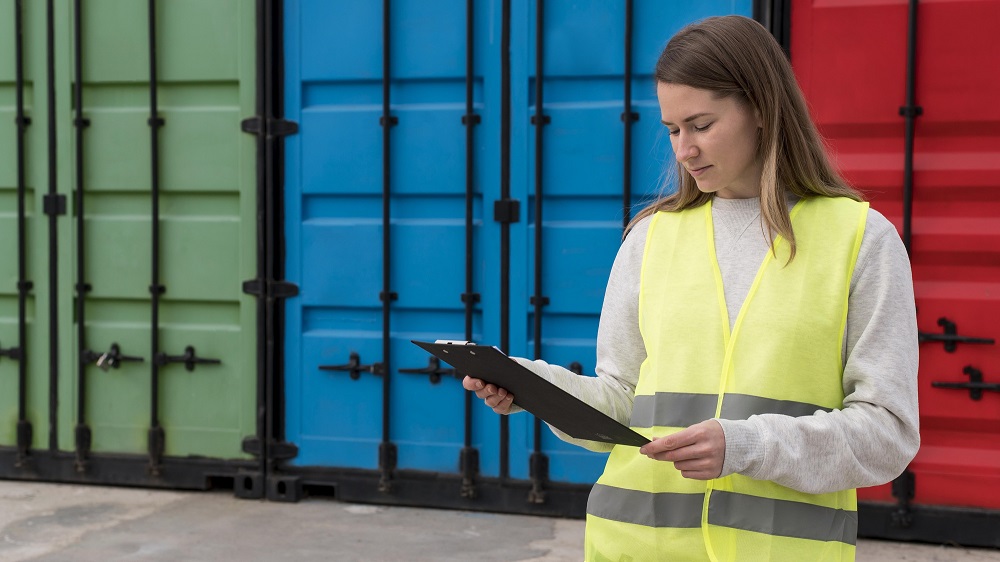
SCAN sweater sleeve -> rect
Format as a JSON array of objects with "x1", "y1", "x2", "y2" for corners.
[
  {"x1": 716, "y1": 209, "x2": 921, "y2": 494},
  {"x1": 509, "y1": 218, "x2": 650, "y2": 453}
]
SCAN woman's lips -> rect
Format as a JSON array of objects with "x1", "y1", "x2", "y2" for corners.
[{"x1": 689, "y1": 165, "x2": 711, "y2": 177}]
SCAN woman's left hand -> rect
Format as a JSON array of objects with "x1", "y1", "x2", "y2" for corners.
[{"x1": 639, "y1": 419, "x2": 726, "y2": 480}]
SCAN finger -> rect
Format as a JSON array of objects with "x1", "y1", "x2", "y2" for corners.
[
  {"x1": 679, "y1": 469, "x2": 720, "y2": 480},
  {"x1": 484, "y1": 389, "x2": 510, "y2": 408},
  {"x1": 672, "y1": 457, "x2": 718, "y2": 472},
  {"x1": 493, "y1": 394, "x2": 515, "y2": 414},
  {"x1": 462, "y1": 376, "x2": 485, "y2": 392},
  {"x1": 646, "y1": 445, "x2": 702, "y2": 463},
  {"x1": 640, "y1": 431, "x2": 696, "y2": 456}
]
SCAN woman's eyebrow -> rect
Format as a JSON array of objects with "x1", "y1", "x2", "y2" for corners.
[{"x1": 661, "y1": 112, "x2": 714, "y2": 126}]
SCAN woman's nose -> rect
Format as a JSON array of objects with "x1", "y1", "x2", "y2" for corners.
[{"x1": 675, "y1": 134, "x2": 698, "y2": 162}]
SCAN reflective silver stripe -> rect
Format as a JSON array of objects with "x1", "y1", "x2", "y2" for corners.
[
  {"x1": 630, "y1": 393, "x2": 717, "y2": 428},
  {"x1": 587, "y1": 484, "x2": 703, "y2": 528},
  {"x1": 630, "y1": 392, "x2": 831, "y2": 428},
  {"x1": 720, "y1": 393, "x2": 832, "y2": 420},
  {"x1": 589, "y1": 486, "x2": 857, "y2": 545},
  {"x1": 709, "y1": 490, "x2": 858, "y2": 545}
]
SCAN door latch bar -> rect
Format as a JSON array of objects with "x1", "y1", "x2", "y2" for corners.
[
  {"x1": 0, "y1": 343, "x2": 22, "y2": 361},
  {"x1": 919, "y1": 317, "x2": 995, "y2": 352},
  {"x1": 399, "y1": 356, "x2": 457, "y2": 384},
  {"x1": 155, "y1": 346, "x2": 221, "y2": 372},
  {"x1": 932, "y1": 366, "x2": 1000, "y2": 401},
  {"x1": 82, "y1": 343, "x2": 144, "y2": 371},
  {"x1": 319, "y1": 352, "x2": 384, "y2": 380}
]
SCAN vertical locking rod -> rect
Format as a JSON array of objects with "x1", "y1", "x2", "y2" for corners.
[
  {"x1": 72, "y1": 0, "x2": 93, "y2": 471},
  {"x1": 460, "y1": 0, "x2": 480, "y2": 499},
  {"x1": 377, "y1": 0, "x2": 398, "y2": 493},
  {"x1": 14, "y1": 0, "x2": 34, "y2": 465},
  {"x1": 498, "y1": 0, "x2": 512, "y2": 484},
  {"x1": 528, "y1": 0, "x2": 549, "y2": 504},
  {"x1": 45, "y1": 0, "x2": 61, "y2": 452},
  {"x1": 146, "y1": 0, "x2": 166, "y2": 474},
  {"x1": 622, "y1": 0, "x2": 635, "y2": 229}
]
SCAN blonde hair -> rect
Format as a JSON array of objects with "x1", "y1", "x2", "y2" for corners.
[{"x1": 626, "y1": 16, "x2": 862, "y2": 259}]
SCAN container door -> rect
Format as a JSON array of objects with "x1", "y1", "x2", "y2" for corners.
[
  {"x1": 0, "y1": 0, "x2": 46, "y2": 452},
  {"x1": 508, "y1": 0, "x2": 753, "y2": 483},
  {"x1": 792, "y1": 0, "x2": 1000, "y2": 514},
  {"x1": 282, "y1": 0, "x2": 501, "y2": 475},
  {"x1": 904, "y1": 0, "x2": 1000, "y2": 512},
  {"x1": 71, "y1": 0, "x2": 258, "y2": 460}
]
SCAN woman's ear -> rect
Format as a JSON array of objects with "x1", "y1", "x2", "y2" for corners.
[{"x1": 754, "y1": 107, "x2": 763, "y2": 129}]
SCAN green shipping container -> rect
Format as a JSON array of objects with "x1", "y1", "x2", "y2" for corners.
[{"x1": 0, "y1": 0, "x2": 261, "y2": 490}]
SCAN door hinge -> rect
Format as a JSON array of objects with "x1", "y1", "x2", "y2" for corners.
[
  {"x1": 242, "y1": 279, "x2": 300, "y2": 299},
  {"x1": 240, "y1": 116, "x2": 299, "y2": 137}
]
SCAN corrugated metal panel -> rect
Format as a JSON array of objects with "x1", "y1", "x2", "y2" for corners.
[{"x1": 792, "y1": 0, "x2": 1000, "y2": 515}]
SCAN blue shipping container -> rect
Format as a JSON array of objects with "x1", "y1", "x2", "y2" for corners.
[{"x1": 281, "y1": 0, "x2": 751, "y2": 499}]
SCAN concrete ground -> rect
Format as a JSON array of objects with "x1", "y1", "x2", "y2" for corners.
[{"x1": 0, "y1": 481, "x2": 998, "y2": 561}]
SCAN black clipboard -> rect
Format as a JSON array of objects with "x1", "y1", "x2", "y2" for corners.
[{"x1": 412, "y1": 340, "x2": 649, "y2": 447}]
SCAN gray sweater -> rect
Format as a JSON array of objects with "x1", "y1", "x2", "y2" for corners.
[{"x1": 512, "y1": 196, "x2": 920, "y2": 495}]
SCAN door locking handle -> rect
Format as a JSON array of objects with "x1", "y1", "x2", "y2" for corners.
[
  {"x1": 919, "y1": 317, "x2": 995, "y2": 352},
  {"x1": 400, "y1": 356, "x2": 457, "y2": 384},
  {"x1": 932, "y1": 366, "x2": 1000, "y2": 401},
  {"x1": 82, "y1": 343, "x2": 144, "y2": 371}
]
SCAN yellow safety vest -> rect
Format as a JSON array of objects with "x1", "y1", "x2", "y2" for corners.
[{"x1": 586, "y1": 196, "x2": 868, "y2": 562}]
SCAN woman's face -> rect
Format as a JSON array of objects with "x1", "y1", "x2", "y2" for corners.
[{"x1": 657, "y1": 82, "x2": 763, "y2": 199}]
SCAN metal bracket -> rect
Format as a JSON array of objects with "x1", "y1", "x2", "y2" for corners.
[
  {"x1": 919, "y1": 317, "x2": 995, "y2": 352},
  {"x1": 148, "y1": 425, "x2": 165, "y2": 476},
  {"x1": 530, "y1": 115, "x2": 551, "y2": 126},
  {"x1": 493, "y1": 198, "x2": 520, "y2": 224},
  {"x1": 399, "y1": 356, "x2": 458, "y2": 384},
  {"x1": 568, "y1": 361, "x2": 583, "y2": 376},
  {"x1": 378, "y1": 442, "x2": 397, "y2": 494},
  {"x1": 0, "y1": 343, "x2": 22, "y2": 361},
  {"x1": 240, "y1": 116, "x2": 299, "y2": 137},
  {"x1": 15, "y1": 420, "x2": 32, "y2": 467},
  {"x1": 461, "y1": 113, "x2": 481, "y2": 125},
  {"x1": 74, "y1": 424, "x2": 92, "y2": 472},
  {"x1": 241, "y1": 436, "x2": 299, "y2": 460},
  {"x1": 898, "y1": 105, "x2": 924, "y2": 118},
  {"x1": 620, "y1": 111, "x2": 639, "y2": 122},
  {"x1": 932, "y1": 366, "x2": 1000, "y2": 401},
  {"x1": 319, "y1": 352, "x2": 384, "y2": 380},
  {"x1": 460, "y1": 446, "x2": 479, "y2": 499},
  {"x1": 155, "y1": 346, "x2": 221, "y2": 371},
  {"x1": 43, "y1": 194, "x2": 67, "y2": 216},
  {"x1": 242, "y1": 279, "x2": 300, "y2": 299},
  {"x1": 528, "y1": 451, "x2": 549, "y2": 504},
  {"x1": 890, "y1": 470, "x2": 916, "y2": 528}
]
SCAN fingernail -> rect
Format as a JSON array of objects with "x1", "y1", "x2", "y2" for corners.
[{"x1": 475, "y1": 381, "x2": 483, "y2": 389}]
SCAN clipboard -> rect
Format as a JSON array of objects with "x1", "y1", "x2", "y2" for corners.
[{"x1": 412, "y1": 340, "x2": 649, "y2": 447}]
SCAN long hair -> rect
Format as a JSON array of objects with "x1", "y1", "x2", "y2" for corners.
[{"x1": 626, "y1": 16, "x2": 862, "y2": 259}]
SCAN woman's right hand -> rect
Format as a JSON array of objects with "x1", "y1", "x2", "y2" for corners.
[{"x1": 462, "y1": 376, "x2": 515, "y2": 414}]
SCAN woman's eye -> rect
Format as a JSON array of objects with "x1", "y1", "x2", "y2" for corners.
[
  {"x1": 668, "y1": 129, "x2": 680, "y2": 136},
  {"x1": 693, "y1": 123, "x2": 712, "y2": 132}
]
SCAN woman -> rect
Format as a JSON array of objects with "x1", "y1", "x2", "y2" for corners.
[{"x1": 464, "y1": 15, "x2": 918, "y2": 561}]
